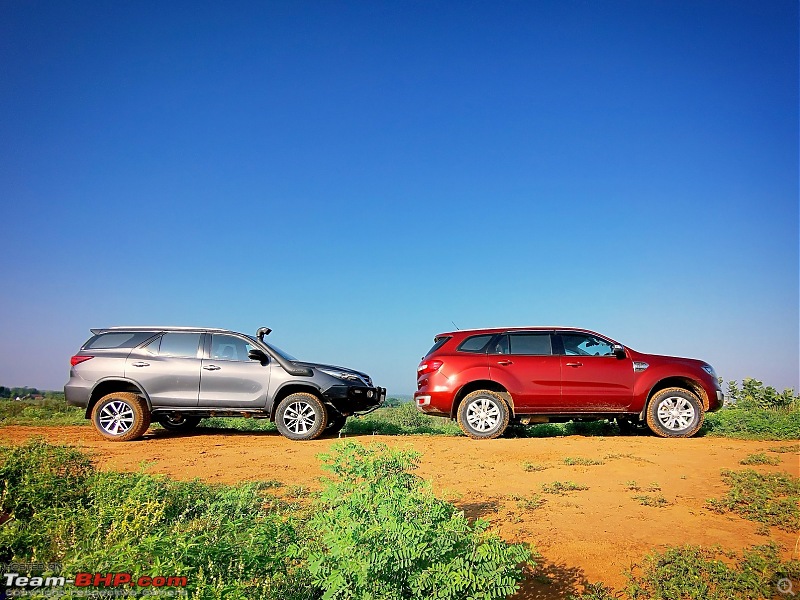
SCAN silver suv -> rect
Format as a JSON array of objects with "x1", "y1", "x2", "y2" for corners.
[{"x1": 65, "y1": 326, "x2": 385, "y2": 441}]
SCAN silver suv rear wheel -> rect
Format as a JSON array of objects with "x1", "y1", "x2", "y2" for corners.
[{"x1": 91, "y1": 392, "x2": 151, "y2": 442}]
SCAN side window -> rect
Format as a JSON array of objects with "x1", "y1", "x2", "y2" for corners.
[
  {"x1": 507, "y1": 334, "x2": 552, "y2": 356},
  {"x1": 142, "y1": 336, "x2": 162, "y2": 356},
  {"x1": 210, "y1": 334, "x2": 255, "y2": 362},
  {"x1": 457, "y1": 335, "x2": 494, "y2": 353},
  {"x1": 490, "y1": 335, "x2": 510, "y2": 355},
  {"x1": 158, "y1": 333, "x2": 202, "y2": 359},
  {"x1": 560, "y1": 333, "x2": 614, "y2": 357}
]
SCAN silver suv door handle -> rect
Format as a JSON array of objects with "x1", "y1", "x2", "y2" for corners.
[
  {"x1": 131, "y1": 362, "x2": 150, "y2": 367},
  {"x1": 203, "y1": 365, "x2": 221, "y2": 371}
]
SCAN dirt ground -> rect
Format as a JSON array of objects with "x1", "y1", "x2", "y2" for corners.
[{"x1": 1, "y1": 425, "x2": 798, "y2": 599}]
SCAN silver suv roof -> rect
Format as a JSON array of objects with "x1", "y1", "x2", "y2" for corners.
[{"x1": 90, "y1": 326, "x2": 235, "y2": 335}]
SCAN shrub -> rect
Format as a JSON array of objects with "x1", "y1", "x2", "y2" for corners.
[
  {"x1": 304, "y1": 441, "x2": 532, "y2": 600},
  {"x1": 726, "y1": 378, "x2": 798, "y2": 410}
]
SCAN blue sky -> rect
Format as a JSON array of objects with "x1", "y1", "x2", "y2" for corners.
[{"x1": 1, "y1": 0, "x2": 797, "y2": 394}]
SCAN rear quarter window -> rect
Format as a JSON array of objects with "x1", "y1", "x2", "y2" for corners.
[
  {"x1": 425, "y1": 336, "x2": 451, "y2": 357},
  {"x1": 84, "y1": 332, "x2": 156, "y2": 350},
  {"x1": 456, "y1": 334, "x2": 494, "y2": 353}
]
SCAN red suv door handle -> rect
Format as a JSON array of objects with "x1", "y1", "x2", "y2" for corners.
[
  {"x1": 566, "y1": 362, "x2": 583, "y2": 367},
  {"x1": 497, "y1": 360, "x2": 513, "y2": 366}
]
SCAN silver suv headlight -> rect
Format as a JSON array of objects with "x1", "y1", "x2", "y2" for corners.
[{"x1": 319, "y1": 368, "x2": 370, "y2": 386}]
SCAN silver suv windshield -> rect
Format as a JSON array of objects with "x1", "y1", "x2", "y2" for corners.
[{"x1": 246, "y1": 336, "x2": 297, "y2": 361}]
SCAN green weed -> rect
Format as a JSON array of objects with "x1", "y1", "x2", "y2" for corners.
[
  {"x1": 563, "y1": 456, "x2": 605, "y2": 466},
  {"x1": 510, "y1": 494, "x2": 546, "y2": 511},
  {"x1": 768, "y1": 443, "x2": 799, "y2": 453},
  {"x1": 632, "y1": 494, "x2": 669, "y2": 507},
  {"x1": 626, "y1": 543, "x2": 800, "y2": 600},
  {"x1": 541, "y1": 481, "x2": 589, "y2": 495},
  {"x1": 706, "y1": 469, "x2": 800, "y2": 532},
  {"x1": 739, "y1": 452, "x2": 780, "y2": 466},
  {"x1": 522, "y1": 461, "x2": 550, "y2": 472}
]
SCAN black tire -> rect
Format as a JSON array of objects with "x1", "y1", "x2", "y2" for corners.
[
  {"x1": 456, "y1": 390, "x2": 510, "y2": 440},
  {"x1": 645, "y1": 387, "x2": 704, "y2": 438},
  {"x1": 157, "y1": 414, "x2": 201, "y2": 432},
  {"x1": 275, "y1": 393, "x2": 328, "y2": 441},
  {"x1": 325, "y1": 411, "x2": 347, "y2": 435},
  {"x1": 616, "y1": 416, "x2": 649, "y2": 436},
  {"x1": 91, "y1": 392, "x2": 151, "y2": 442}
]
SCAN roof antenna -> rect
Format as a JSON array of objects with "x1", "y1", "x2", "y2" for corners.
[{"x1": 451, "y1": 321, "x2": 460, "y2": 330}]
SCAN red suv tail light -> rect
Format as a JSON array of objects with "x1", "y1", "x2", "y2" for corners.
[
  {"x1": 417, "y1": 360, "x2": 443, "y2": 376},
  {"x1": 70, "y1": 355, "x2": 94, "y2": 366}
]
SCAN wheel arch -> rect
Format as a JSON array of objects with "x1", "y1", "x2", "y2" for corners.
[
  {"x1": 87, "y1": 379, "x2": 151, "y2": 419},
  {"x1": 640, "y1": 376, "x2": 709, "y2": 419},
  {"x1": 269, "y1": 383, "x2": 324, "y2": 420},
  {"x1": 450, "y1": 380, "x2": 514, "y2": 418}
]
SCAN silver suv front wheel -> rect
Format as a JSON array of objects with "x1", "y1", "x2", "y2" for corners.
[{"x1": 275, "y1": 393, "x2": 328, "y2": 441}]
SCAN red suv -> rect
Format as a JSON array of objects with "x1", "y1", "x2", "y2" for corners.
[{"x1": 414, "y1": 327, "x2": 723, "y2": 439}]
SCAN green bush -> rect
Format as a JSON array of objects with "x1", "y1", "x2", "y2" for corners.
[
  {"x1": 726, "y1": 378, "x2": 799, "y2": 410},
  {"x1": 303, "y1": 441, "x2": 532, "y2": 600}
]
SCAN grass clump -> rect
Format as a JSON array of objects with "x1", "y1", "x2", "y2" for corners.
[
  {"x1": 739, "y1": 452, "x2": 780, "y2": 466},
  {"x1": 522, "y1": 461, "x2": 550, "y2": 472},
  {"x1": 768, "y1": 443, "x2": 799, "y2": 453},
  {"x1": 706, "y1": 469, "x2": 800, "y2": 532},
  {"x1": 508, "y1": 494, "x2": 546, "y2": 511},
  {"x1": 632, "y1": 494, "x2": 669, "y2": 508},
  {"x1": 541, "y1": 481, "x2": 589, "y2": 495},
  {"x1": 563, "y1": 456, "x2": 605, "y2": 466}
]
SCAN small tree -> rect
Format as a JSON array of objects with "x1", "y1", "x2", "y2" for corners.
[{"x1": 304, "y1": 441, "x2": 532, "y2": 600}]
